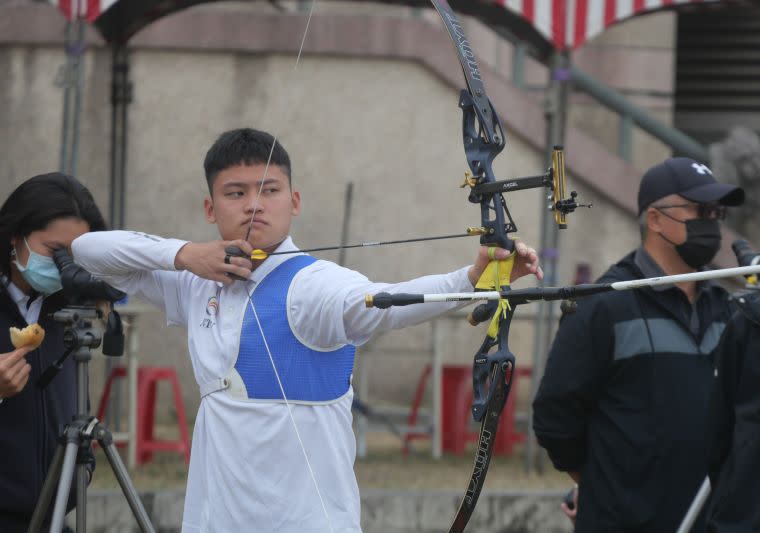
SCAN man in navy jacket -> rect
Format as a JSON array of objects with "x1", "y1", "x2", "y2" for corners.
[{"x1": 533, "y1": 158, "x2": 744, "y2": 532}]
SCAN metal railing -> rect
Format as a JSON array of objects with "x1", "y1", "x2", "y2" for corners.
[
  {"x1": 568, "y1": 65, "x2": 709, "y2": 163},
  {"x1": 492, "y1": 24, "x2": 710, "y2": 164}
]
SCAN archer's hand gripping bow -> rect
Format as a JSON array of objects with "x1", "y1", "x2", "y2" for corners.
[{"x1": 427, "y1": 2, "x2": 583, "y2": 531}]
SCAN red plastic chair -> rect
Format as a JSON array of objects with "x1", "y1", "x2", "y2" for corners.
[
  {"x1": 441, "y1": 364, "x2": 530, "y2": 455},
  {"x1": 97, "y1": 366, "x2": 191, "y2": 465}
]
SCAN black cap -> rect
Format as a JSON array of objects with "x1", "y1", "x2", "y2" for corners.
[{"x1": 637, "y1": 157, "x2": 745, "y2": 215}]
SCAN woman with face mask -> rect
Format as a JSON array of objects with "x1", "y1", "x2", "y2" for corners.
[{"x1": 0, "y1": 172, "x2": 107, "y2": 532}]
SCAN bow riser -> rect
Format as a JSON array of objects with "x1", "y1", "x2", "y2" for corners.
[
  {"x1": 458, "y1": 90, "x2": 513, "y2": 251},
  {"x1": 450, "y1": 343, "x2": 514, "y2": 533},
  {"x1": 471, "y1": 305, "x2": 515, "y2": 422}
]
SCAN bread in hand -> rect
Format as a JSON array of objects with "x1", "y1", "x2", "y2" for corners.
[{"x1": 10, "y1": 323, "x2": 45, "y2": 349}]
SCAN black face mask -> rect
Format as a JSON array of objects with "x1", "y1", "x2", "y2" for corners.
[{"x1": 660, "y1": 218, "x2": 722, "y2": 269}]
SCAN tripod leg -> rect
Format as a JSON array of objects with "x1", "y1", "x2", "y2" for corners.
[
  {"x1": 97, "y1": 425, "x2": 156, "y2": 533},
  {"x1": 50, "y1": 440, "x2": 80, "y2": 533},
  {"x1": 28, "y1": 444, "x2": 65, "y2": 533},
  {"x1": 76, "y1": 462, "x2": 88, "y2": 532}
]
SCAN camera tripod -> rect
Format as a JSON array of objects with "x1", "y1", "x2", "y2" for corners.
[{"x1": 28, "y1": 306, "x2": 155, "y2": 533}]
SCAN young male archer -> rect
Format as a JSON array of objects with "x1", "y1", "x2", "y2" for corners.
[{"x1": 72, "y1": 128, "x2": 542, "y2": 532}]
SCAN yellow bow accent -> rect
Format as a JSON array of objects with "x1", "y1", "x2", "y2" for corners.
[{"x1": 474, "y1": 247, "x2": 515, "y2": 339}]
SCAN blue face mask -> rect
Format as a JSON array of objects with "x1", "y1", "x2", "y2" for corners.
[{"x1": 13, "y1": 238, "x2": 63, "y2": 295}]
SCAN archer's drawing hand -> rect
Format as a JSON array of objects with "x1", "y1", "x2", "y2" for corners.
[
  {"x1": 175, "y1": 240, "x2": 253, "y2": 285},
  {"x1": 467, "y1": 241, "x2": 543, "y2": 287}
]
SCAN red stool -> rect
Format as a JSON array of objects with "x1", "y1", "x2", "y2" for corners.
[
  {"x1": 402, "y1": 364, "x2": 433, "y2": 455},
  {"x1": 441, "y1": 364, "x2": 530, "y2": 455},
  {"x1": 97, "y1": 366, "x2": 191, "y2": 465}
]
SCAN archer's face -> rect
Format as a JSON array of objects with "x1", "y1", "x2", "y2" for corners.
[{"x1": 204, "y1": 164, "x2": 300, "y2": 252}]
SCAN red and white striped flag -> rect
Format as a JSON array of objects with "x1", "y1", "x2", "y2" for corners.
[
  {"x1": 498, "y1": 0, "x2": 712, "y2": 50},
  {"x1": 48, "y1": 0, "x2": 118, "y2": 22},
  {"x1": 46, "y1": 0, "x2": 717, "y2": 44}
]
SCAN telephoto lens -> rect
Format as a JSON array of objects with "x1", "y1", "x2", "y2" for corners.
[{"x1": 53, "y1": 248, "x2": 125, "y2": 303}]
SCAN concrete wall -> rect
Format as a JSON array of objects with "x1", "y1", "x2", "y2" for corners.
[
  {"x1": 0, "y1": 3, "x2": 647, "y2": 422},
  {"x1": 571, "y1": 12, "x2": 678, "y2": 172},
  {"x1": 80, "y1": 488, "x2": 573, "y2": 533}
]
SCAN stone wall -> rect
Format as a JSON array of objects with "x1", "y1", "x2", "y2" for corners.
[
  {"x1": 0, "y1": 3, "x2": 647, "y2": 420},
  {"x1": 79, "y1": 489, "x2": 573, "y2": 533}
]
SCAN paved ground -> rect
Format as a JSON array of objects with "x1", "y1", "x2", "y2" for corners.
[{"x1": 89, "y1": 430, "x2": 572, "y2": 492}]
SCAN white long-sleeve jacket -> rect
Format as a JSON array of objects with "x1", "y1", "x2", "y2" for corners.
[{"x1": 72, "y1": 230, "x2": 473, "y2": 533}]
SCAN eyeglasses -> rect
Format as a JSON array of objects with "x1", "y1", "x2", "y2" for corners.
[{"x1": 653, "y1": 203, "x2": 727, "y2": 221}]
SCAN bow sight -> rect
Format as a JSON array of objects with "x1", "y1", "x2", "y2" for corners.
[{"x1": 460, "y1": 145, "x2": 589, "y2": 236}]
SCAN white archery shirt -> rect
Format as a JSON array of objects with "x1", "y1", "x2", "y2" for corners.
[{"x1": 72, "y1": 231, "x2": 474, "y2": 533}]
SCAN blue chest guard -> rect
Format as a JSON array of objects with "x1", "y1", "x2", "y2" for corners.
[{"x1": 235, "y1": 255, "x2": 356, "y2": 402}]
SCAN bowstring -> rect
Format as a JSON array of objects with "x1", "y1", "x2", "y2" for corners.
[
  {"x1": 244, "y1": 295, "x2": 335, "y2": 532},
  {"x1": 240, "y1": 2, "x2": 335, "y2": 532},
  {"x1": 243, "y1": 0, "x2": 315, "y2": 239}
]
